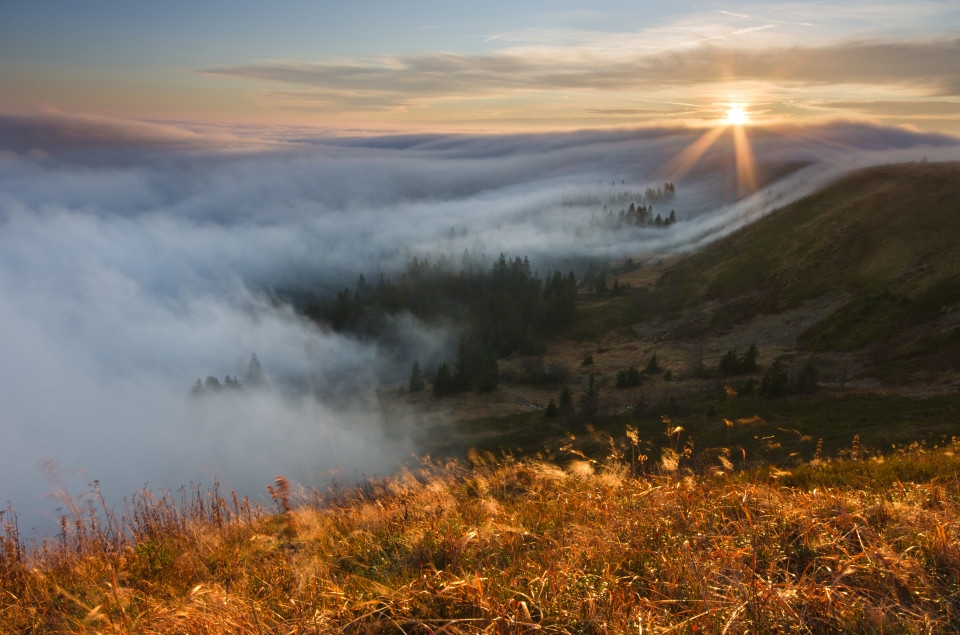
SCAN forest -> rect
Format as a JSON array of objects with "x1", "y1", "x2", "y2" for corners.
[{"x1": 301, "y1": 254, "x2": 579, "y2": 394}]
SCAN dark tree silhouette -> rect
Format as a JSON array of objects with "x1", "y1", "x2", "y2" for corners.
[
  {"x1": 408, "y1": 360, "x2": 425, "y2": 393},
  {"x1": 432, "y1": 363, "x2": 454, "y2": 397}
]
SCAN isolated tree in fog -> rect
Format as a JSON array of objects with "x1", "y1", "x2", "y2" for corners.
[
  {"x1": 247, "y1": 353, "x2": 264, "y2": 387},
  {"x1": 409, "y1": 360, "x2": 425, "y2": 393}
]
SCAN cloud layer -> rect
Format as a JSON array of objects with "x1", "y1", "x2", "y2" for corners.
[
  {"x1": 205, "y1": 37, "x2": 960, "y2": 101},
  {"x1": 2, "y1": 111, "x2": 958, "y2": 533}
]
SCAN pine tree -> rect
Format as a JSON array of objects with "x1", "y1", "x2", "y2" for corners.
[
  {"x1": 760, "y1": 360, "x2": 788, "y2": 398},
  {"x1": 645, "y1": 353, "x2": 662, "y2": 374},
  {"x1": 742, "y1": 344, "x2": 759, "y2": 373},
  {"x1": 476, "y1": 348, "x2": 499, "y2": 394},
  {"x1": 408, "y1": 360, "x2": 425, "y2": 393},
  {"x1": 433, "y1": 363, "x2": 454, "y2": 397},
  {"x1": 719, "y1": 350, "x2": 741, "y2": 376},
  {"x1": 544, "y1": 399, "x2": 559, "y2": 418},
  {"x1": 247, "y1": 353, "x2": 264, "y2": 387},
  {"x1": 558, "y1": 386, "x2": 574, "y2": 415}
]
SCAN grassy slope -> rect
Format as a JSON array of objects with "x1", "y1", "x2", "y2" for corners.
[
  {"x1": 4, "y1": 444, "x2": 960, "y2": 633},
  {"x1": 652, "y1": 162, "x2": 960, "y2": 379}
]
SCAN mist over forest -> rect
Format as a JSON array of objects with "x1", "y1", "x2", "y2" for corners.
[{"x1": 3, "y1": 110, "x2": 959, "y2": 533}]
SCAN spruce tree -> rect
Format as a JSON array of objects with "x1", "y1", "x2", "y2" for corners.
[
  {"x1": 409, "y1": 360, "x2": 425, "y2": 392},
  {"x1": 645, "y1": 353, "x2": 662, "y2": 374},
  {"x1": 247, "y1": 353, "x2": 264, "y2": 387},
  {"x1": 558, "y1": 386, "x2": 574, "y2": 415},
  {"x1": 580, "y1": 373, "x2": 600, "y2": 418},
  {"x1": 742, "y1": 344, "x2": 759, "y2": 373},
  {"x1": 476, "y1": 349, "x2": 499, "y2": 394},
  {"x1": 433, "y1": 363, "x2": 454, "y2": 397}
]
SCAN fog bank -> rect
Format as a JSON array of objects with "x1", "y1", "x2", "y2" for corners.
[{"x1": 2, "y1": 111, "x2": 958, "y2": 533}]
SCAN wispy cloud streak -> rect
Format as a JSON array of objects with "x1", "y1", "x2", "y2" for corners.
[{"x1": 203, "y1": 37, "x2": 960, "y2": 111}]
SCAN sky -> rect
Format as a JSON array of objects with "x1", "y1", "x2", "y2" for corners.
[{"x1": 2, "y1": 0, "x2": 960, "y2": 134}]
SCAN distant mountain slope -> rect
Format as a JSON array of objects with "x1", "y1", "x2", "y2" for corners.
[{"x1": 651, "y1": 161, "x2": 960, "y2": 381}]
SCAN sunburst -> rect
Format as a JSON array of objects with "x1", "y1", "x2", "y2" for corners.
[
  {"x1": 662, "y1": 101, "x2": 758, "y2": 198},
  {"x1": 724, "y1": 104, "x2": 749, "y2": 126}
]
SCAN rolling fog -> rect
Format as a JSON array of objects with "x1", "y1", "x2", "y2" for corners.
[{"x1": 2, "y1": 110, "x2": 958, "y2": 533}]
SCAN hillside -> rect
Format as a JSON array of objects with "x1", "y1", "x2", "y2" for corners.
[
  {"x1": 391, "y1": 163, "x2": 960, "y2": 466},
  {"x1": 648, "y1": 161, "x2": 960, "y2": 384}
]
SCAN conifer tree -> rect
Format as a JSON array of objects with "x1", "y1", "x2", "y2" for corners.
[
  {"x1": 409, "y1": 360, "x2": 425, "y2": 392},
  {"x1": 558, "y1": 386, "x2": 574, "y2": 415},
  {"x1": 433, "y1": 363, "x2": 454, "y2": 397},
  {"x1": 476, "y1": 348, "x2": 500, "y2": 394},
  {"x1": 247, "y1": 353, "x2": 264, "y2": 387}
]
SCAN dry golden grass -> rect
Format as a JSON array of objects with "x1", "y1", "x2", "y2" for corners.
[{"x1": 3, "y1": 439, "x2": 960, "y2": 633}]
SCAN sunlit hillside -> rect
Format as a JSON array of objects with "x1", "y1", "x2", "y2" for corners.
[{"x1": 650, "y1": 161, "x2": 960, "y2": 383}]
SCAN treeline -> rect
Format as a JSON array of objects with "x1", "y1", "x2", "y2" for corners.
[
  {"x1": 304, "y1": 254, "x2": 580, "y2": 398},
  {"x1": 189, "y1": 354, "x2": 265, "y2": 397},
  {"x1": 589, "y1": 182, "x2": 678, "y2": 231},
  {"x1": 305, "y1": 254, "x2": 578, "y2": 359},
  {"x1": 693, "y1": 344, "x2": 819, "y2": 399}
]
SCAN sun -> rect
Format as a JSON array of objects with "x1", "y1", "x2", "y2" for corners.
[
  {"x1": 724, "y1": 104, "x2": 749, "y2": 126},
  {"x1": 663, "y1": 99, "x2": 759, "y2": 197}
]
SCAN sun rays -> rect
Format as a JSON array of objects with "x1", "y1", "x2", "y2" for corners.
[{"x1": 662, "y1": 102, "x2": 758, "y2": 197}]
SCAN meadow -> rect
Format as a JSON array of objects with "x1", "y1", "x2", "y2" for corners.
[{"x1": 3, "y1": 432, "x2": 959, "y2": 633}]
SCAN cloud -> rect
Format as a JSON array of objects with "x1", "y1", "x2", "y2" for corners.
[
  {"x1": 2, "y1": 110, "x2": 958, "y2": 533},
  {"x1": 202, "y1": 37, "x2": 960, "y2": 113},
  {"x1": 821, "y1": 100, "x2": 960, "y2": 117},
  {"x1": 0, "y1": 109, "x2": 269, "y2": 155},
  {"x1": 584, "y1": 108, "x2": 695, "y2": 117}
]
